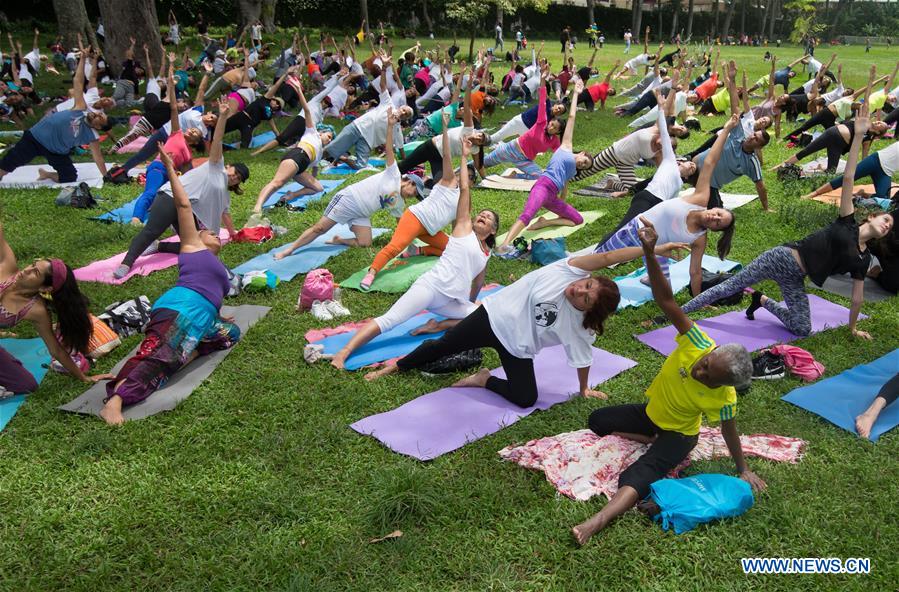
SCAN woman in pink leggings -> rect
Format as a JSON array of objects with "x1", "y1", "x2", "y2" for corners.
[{"x1": 496, "y1": 78, "x2": 593, "y2": 253}]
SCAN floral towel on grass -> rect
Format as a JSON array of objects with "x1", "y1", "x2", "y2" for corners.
[{"x1": 498, "y1": 427, "x2": 806, "y2": 501}]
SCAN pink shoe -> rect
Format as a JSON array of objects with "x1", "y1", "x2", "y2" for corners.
[
  {"x1": 359, "y1": 270, "x2": 376, "y2": 292},
  {"x1": 400, "y1": 244, "x2": 420, "y2": 259}
]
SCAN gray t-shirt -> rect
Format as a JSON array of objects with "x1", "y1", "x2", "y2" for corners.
[
  {"x1": 160, "y1": 160, "x2": 230, "y2": 233},
  {"x1": 695, "y1": 124, "x2": 762, "y2": 189}
]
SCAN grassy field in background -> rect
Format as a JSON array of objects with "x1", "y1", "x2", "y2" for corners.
[{"x1": 0, "y1": 36, "x2": 897, "y2": 591}]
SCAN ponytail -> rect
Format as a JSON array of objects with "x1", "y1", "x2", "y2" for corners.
[
  {"x1": 717, "y1": 212, "x2": 736, "y2": 260},
  {"x1": 43, "y1": 265, "x2": 92, "y2": 354}
]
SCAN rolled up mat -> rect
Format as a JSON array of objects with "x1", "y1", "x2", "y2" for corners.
[
  {"x1": 261, "y1": 178, "x2": 345, "y2": 209},
  {"x1": 636, "y1": 294, "x2": 865, "y2": 356},
  {"x1": 0, "y1": 338, "x2": 51, "y2": 432},
  {"x1": 340, "y1": 255, "x2": 439, "y2": 293},
  {"x1": 231, "y1": 225, "x2": 388, "y2": 282},
  {"x1": 349, "y1": 345, "x2": 637, "y2": 461},
  {"x1": 59, "y1": 305, "x2": 270, "y2": 421},
  {"x1": 782, "y1": 348, "x2": 899, "y2": 442},
  {"x1": 614, "y1": 255, "x2": 742, "y2": 310},
  {"x1": 495, "y1": 211, "x2": 605, "y2": 244}
]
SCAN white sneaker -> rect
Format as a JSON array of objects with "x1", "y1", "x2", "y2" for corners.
[
  {"x1": 324, "y1": 299, "x2": 350, "y2": 317},
  {"x1": 303, "y1": 343, "x2": 325, "y2": 363},
  {"x1": 310, "y1": 300, "x2": 334, "y2": 321}
]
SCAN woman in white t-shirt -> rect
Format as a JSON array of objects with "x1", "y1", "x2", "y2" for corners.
[
  {"x1": 252, "y1": 80, "x2": 334, "y2": 212},
  {"x1": 274, "y1": 108, "x2": 424, "y2": 259},
  {"x1": 365, "y1": 235, "x2": 685, "y2": 406},
  {"x1": 331, "y1": 137, "x2": 499, "y2": 369}
]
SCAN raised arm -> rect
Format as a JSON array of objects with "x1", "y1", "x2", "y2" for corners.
[
  {"x1": 157, "y1": 145, "x2": 205, "y2": 253},
  {"x1": 0, "y1": 218, "x2": 17, "y2": 277},
  {"x1": 841, "y1": 69, "x2": 875, "y2": 218},
  {"x1": 725, "y1": 60, "x2": 740, "y2": 117},
  {"x1": 193, "y1": 68, "x2": 211, "y2": 109},
  {"x1": 697, "y1": 113, "x2": 739, "y2": 193},
  {"x1": 637, "y1": 219, "x2": 693, "y2": 334},
  {"x1": 643, "y1": 26, "x2": 650, "y2": 54},
  {"x1": 265, "y1": 69, "x2": 290, "y2": 99},
  {"x1": 167, "y1": 59, "x2": 180, "y2": 133},
  {"x1": 208, "y1": 97, "x2": 231, "y2": 164},
  {"x1": 603, "y1": 60, "x2": 620, "y2": 85},
  {"x1": 454, "y1": 137, "x2": 474, "y2": 237},
  {"x1": 385, "y1": 107, "x2": 398, "y2": 167},
  {"x1": 72, "y1": 53, "x2": 88, "y2": 110},
  {"x1": 742, "y1": 70, "x2": 750, "y2": 114},
  {"x1": 561, "y1": 78, "x2": 583, "y2": 150},
  {"x1": 766, "y1": 57, "x2": 776, "y2": 101}
]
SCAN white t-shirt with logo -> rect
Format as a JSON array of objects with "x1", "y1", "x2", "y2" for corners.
[
  {"x1": 482, "y1": 258, "x2": 594, "y2": 367},
  {"x1": 409, "y1": 182, "x2": 459, "y2": 235},
  {"x1": 326, "y1": 162, "x2": 404, "y2": 225}
]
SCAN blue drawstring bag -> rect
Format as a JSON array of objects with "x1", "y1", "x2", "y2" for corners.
[
  {"x1": 649, "y1": 474, "x2": 754, "y2": 534},
  {"x1": 530, "y1": 238, "x2": 567, "y2": 266}
]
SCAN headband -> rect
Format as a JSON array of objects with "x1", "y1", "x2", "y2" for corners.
[{"x1": 49, "y1": 258, "x2": 68, "y2": 293}]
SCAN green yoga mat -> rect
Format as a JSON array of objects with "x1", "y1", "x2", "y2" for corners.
[
  {"x1": 496, "y1": 211, "x2": 605, "y2": 244},
  {"x1": 340, "y1": 255, "x2": 439, "y2": 293}
]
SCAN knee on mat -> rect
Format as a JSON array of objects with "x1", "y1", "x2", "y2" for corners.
[
  {"x1": 587, "y1": 408, "x2": 616, "y2": 436},
  {"x1": 568, "y1": 212, "x2": 584, "y2": 225},
  {"x1": 516, "y1": 391, "x2": 538, "y2": 408},
  {"x1": 58, "y1": 168, "x2": 78, "y2": 183},
  {"x1": 356, "y1": 236, "x2": 373, "y2": 247},
  {"x1": 792, "y1": 320, "x2": 812, "y2": 337},
  {"x1": 11, "y1": 370, "x2": 39, "y2": 394}
]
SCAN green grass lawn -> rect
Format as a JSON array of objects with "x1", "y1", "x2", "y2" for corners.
[{"x1": 0, "y1": 36, "x2": 897, "y2": 591}]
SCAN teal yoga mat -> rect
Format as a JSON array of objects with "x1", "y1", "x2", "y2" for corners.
[{"x1": 0, "y1": 338, "x2": 51, "y2": 431}]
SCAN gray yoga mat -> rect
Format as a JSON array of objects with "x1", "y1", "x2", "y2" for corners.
[
  {"x1": 817, "y1": 274, "x2": 895, "y2": 303},
  {"x1": 59, "y1": 305, "x2": 270, "y2": 420}
]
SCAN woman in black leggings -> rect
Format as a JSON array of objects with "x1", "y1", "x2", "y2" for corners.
[
  {"x1": 856, "y1": 373, "x2": 899, "y2": 439},
  {"x1": 364, "y1": 241, "x2": 686, "y2": 406},
  {"x1": 772, "y1": 120, "x2": 889, "y2": 173}
]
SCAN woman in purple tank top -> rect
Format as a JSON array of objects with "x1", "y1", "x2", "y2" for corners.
[{"x1": 100, "y1": 143, "x2": 241, "y2": 425}]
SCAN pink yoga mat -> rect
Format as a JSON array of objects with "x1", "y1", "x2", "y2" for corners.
[
  {"x1": 116, "y1": 136, "x2": 148, "y2": 154},
  {"x1": 350, "y1": 345, "x2": 637, "y2": 461},
  {"x1": 636, "y1": 294, "x2": 865, "y2": 356},
  {"x1": 74, "y1": 230, "x2": 231, "y2": 285}
]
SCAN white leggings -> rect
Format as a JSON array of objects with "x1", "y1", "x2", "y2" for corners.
[
  {"x1": 490, "y1": 115, "x2": 530, "y2": 144},
  {"x1": 374, "y1": 280, "x2": 477, "y2": 333}
]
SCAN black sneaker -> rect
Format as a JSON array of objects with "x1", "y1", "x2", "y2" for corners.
[{"x1": 752, "y1": 352, "x2": 785, "y2": 380}]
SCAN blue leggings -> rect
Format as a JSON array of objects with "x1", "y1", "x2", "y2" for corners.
[
  {"x1": 829, "y1": 153, "x2": 893, "y2": 199},
  {"x1": 132, "y1": 161, "x2": 170, "y2": 222}
]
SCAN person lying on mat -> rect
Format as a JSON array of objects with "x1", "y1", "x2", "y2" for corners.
[
  {"x1": 856, "y1": 373, "x2": 899, "y2": 439},
  {"x1": 586, "y1": 109, "x2": 739, "y2": 297},
  {"x1": 129, "y1": 61, "x2": 195, "y2": 225},
  {"x1": 100, "y1": 145, "x2": 242, "y2": 426},
  {"x1": 113, "y1": 97, "x2": 248, "y2": 280},
  {"x1": 331, "y1": 138, "x2": 498, "y2": 369},
  {"x1": 0, "y1": 52, "x2": 110, "y2": 185},
  {"x1": 571, "y1": 220, "x2": 764, "y2": 546},
  {"x1": 678, "y1": 85, "x2": 893, "y2": 339},
  {"x1": 494, "y1": 79, "x2": 593, "y2": 254},
  {"x1": 251, "y1": 76, "x2": 334, "y2": 212},
  {"x1": 0, "y1": 218, "x2": 113, "y2": 393},
  {"x1": 274, "y1": 107, "x2": 425, "y2": 259},
  {"x1": 364, "y1": 225, "x2": 687, "y2": 407}
]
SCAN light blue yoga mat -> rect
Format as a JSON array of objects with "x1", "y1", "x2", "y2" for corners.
[
  {"x1": 614, "y1": 255, "x2": 742, "y2": 310},
  {"x1": 1, "y1": 338, "x2": 51, "y2": 432},
  {"x1": 321, "y1": 158, "x2": 386, "y2": 175},
  {"x1": 782, "y1": 348, "x2": 899, "y2": 442},
  {"x1": 261, "y1": 178, "x2": 345, "y2": 209},
  {"x1": 312, "y1": 285, "x2": 503, "y2": 371},
  {"x1": 226, "y1": 130, "x2": 278, "y2": 150},
  {"x1": 95, "y1": 197, "x2": 141, "y2": 223},
  {"x1": 231, "y1": 225, "x2": 388, "y2": 282}
]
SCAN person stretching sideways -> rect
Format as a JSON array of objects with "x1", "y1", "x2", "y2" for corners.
[
  {"x1": 571, "y1": 219, "x2": 765, "y2": 546},
  {"x1": 331, "y1": 137, "x2": 499, "y2": 369}
]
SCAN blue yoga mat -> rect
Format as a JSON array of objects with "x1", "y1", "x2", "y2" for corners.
[
  {"x1": 614, "y1": 255, "x2": 742, "y2": 310},
  {"x1": 226, "y1": 130, "x2": 278, "y2": 150},
  {"x1": 261, "y1": 178, "x2": 345, "y2": 209},
  {"x1": 782, "y1": 348, "x2": 899, "y2": 442},
  {"x1": 1, "y1": 338, "x2": 51, "y2": 431},
  {"x1": 231, "y1": 225, "x2": 388, "y2": 282},
  {"x1": 321, "y1": 158, "x2": 386, "y2": 176},
  {"x1": 313, "y1": 285, "x2": 503, "y2": 371},
  {"x1": 95, "y1": 197, "x2": 141, "y2": 223}
]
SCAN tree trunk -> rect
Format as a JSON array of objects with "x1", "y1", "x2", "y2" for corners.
[
  {"x1": 671, "y1": 0, "x2": 679, "y2": 40},
  {"x1": 713, "y1": 0, "x2": 719, "y2": 37},
  {"x1": 759, "y1": 0, "x2": 768, "y2": 38},
  {"x1": 686, "y1": 0, "x2": 695, "y2": 41},
  {"x1": 468, "y1": 28, "x2": 476, "y2": 63},
  {"x1": 360, "y1": 0, "x2": 370, "y2": 35},
  {"x1": 767, "y1": 0, "x2": 777, "y2": 40},
  {"x1": 97, "y1": 0, "x2": 160, "y2": 79},
  {"x1": 261, "y1": 0, "x2": 278, "y2": 32},
  {"x1": 421, "y1": 0, "x2": 433, "y2": 32},
  {"x1": 587, "y1": 0, "x2": 595, "y2": 24},
  {"x1": 53, "y1": 0, "x2": 97, "y2": 50},
  {"x1": 632, "y1": 0, "x2": 643, "y2": 36},
  {"x1": 236, "y1": 0, "x2": 262, "y2": 29},
  {"x1": 721, "y1": 0, "x2": 737, "y2": 37},
  {"x1": 657, "y1": 1, "x2": 663, "y2": 39},
  {"x1": 739, "y1": 0, "x2": 746, "y2": 38},
  {"x1": 497, "y1": 6, "x2": 504, "y2": 28}
]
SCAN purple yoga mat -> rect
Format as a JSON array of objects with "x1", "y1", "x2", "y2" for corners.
[
  {"x1": 636, "y1": 294, "x2": 865, "y2": 356},
  {"x1": 350, "y1": 345, "x2": 637, "y2": 461}
]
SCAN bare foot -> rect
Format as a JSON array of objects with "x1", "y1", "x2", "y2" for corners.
[
  {"x1": 410, "y1": 319, "x2": 441, "y2": 335},
  {"x1": 364, "y1": 363, "x2": 399, "y2": 381},
  {"x1": 325, "y1": 235, "x2": 342, "y2": 245},
  {"x1": 99, "y1": 396, "x2": 126, "y2": 426},
  {"x1": 273, "y1": 249, "x2": 292, "y2": 260},
  {"x1": 571, "y1": 514, "x2": 607, "y2": 546},
  {"x1": 37, "y1": 168, "x2": 54, "y2": 181},
  {"x1": 527, "y1": 216, "x2": 548, "y2": 231},
  {"x1": 452, "y1": 368, "x2": 492, "y2": 388},
  {"x1": 855, "y1": 412, "x2": 876, "y2": 439},
  {"x1": 330, "y1": 349, "x2": 349, "y2": 370}
]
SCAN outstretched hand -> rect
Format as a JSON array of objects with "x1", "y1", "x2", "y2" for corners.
[
  {"x1": 217, "y1": 96, "x2": 231, "y2": 117},
  {"x1": 740, "y1": 469, "x2": 767, "y2": 492},
  {"x1": 654, "y1": 241, "x2": 690, "y2": 259},
  {"x1": 723, "y1": 112, "x2": 740, "y2": 130},
  {"x1": 156, "y1": 142, "x2": 174, "y2": 168},
  {"x1": 637, "y1": 217, "x2": 658, "y2": 251}
]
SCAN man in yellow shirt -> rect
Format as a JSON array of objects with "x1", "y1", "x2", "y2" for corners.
[{"x1": 572, "y1": 220, "x2": 767, "y2": 546}]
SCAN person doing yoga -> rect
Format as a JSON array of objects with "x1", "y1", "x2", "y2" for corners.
[
  {"x1": 363, "y1": 223, "x2": 687, "y2": 405},
  {"x1": 571, "y1": 220, "x2": 765, "y2": 546},
  {"x1": 588, "y1": 110, "x2": 740, "y2": 296},
  {"x1": 252, "y1": 78, "x2": 334, "y2": 212},
  {"x1": 803, "y1": 134, "x2": 899, "y2": 201},
  {"x1": 100, "y1": 146, "x2": 241, "y2": 426},
  {"x1": 856, "y1": 373, "x2": 899, "y2": 440},
  {"x1": 771, "y1": 120, "x2": 888, "y2": 174},
  {"x1": 494, "y1": 79, "x2": 593, "y2": 253},
  {"x1": 0, "y1": 218, "x2": 113, "y2": 395},
  {"x1": 680, "y1": 84, "x2": 893, "y2": 339},
  {"x1": 274, "y1": 107, "x2": 426, "y2": 259},
  {"x1": 478, "y1": 69, "x2": 563, "y2": 181},
  {"x1": 331, "y1": 137, "x2": 498, "y2": 369}
]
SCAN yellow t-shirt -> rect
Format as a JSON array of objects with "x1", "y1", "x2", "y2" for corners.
[
  {"x1": 710, "y1": 88, "x2": 731, "y2": 113},
  {"x1": 868, "y1": 89, "x2": 887, "y2": 112},
  {"x1": 645, "y1": 324, "x2": 737, "y2": 436}
]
